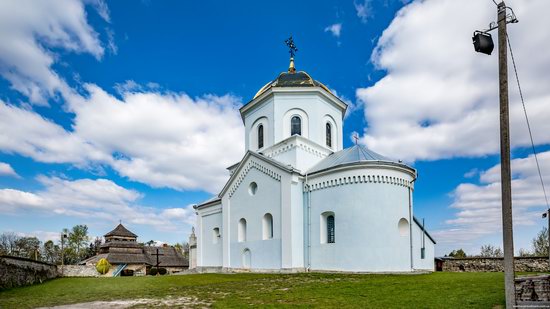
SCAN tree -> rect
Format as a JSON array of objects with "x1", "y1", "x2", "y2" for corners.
[
  {"x1": 448, "y1": 249, "x2": 467, "y2": 258},
  {"x1": 84, "y1": 237, "x2": 103, "y2": 259},
  {"x1": 532, "y1": 227, "x2": 549, "y2": 257},
  {"x1": 42, "y1": 240, "x2": 60, "y2": 264},
  {"x1": 479, "y1": 244, "x2": 503, "y2": 257},
  {"x1": 0, "y1": 232, "x2": 19, "y2": 255},
  {"x1": 519, "y1": 248, "x2": 533, "y2": 257},
  {"x1": 145, "y1": 240, "x2": 155, "y2": 246},
  {"x1": 68, "y1": 225, "x2": 89, "y2": 258},
  {"x1": 14, "y1": 237, "x2": 41, "y2": 260}
]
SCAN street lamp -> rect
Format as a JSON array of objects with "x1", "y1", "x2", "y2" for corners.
[
  {"x1": 472, "y1": 31, "x2": 494, "y2": 55},
  {"x1": 473, "y1": 2, "x2": 518, "y2": 308}
]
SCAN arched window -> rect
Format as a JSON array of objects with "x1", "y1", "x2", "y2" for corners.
[
  {"x1": 213, "y1": 227, "x2": 220, "y2": 244},
  {"x1": 327, "y1": 215, "x2": 335, "y2": 243},
  {"x1": 320, "y1": 212, "x2": 335, "y2": 244},
  {"x1": 326, "y1": 123, "x2": 332, "y2": 147},
  {"x1": 258, "y1": 124, "x2": 264, "y2": 149},
  {"x1": 291, "y1": 116, "x2": 301, "y2": 136},
  {"x1": 263, "y1": 213, "x2": 273, "y2": 240},
  {"x1": 238, "y1": 218, "x2": 247, "y2": 242}
]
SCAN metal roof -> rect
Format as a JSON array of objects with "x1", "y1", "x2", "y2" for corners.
[
  {"x1": 253, "y1": 71, "x2": 333, "y2": 99},
  {"x1": 307, "y1": 144, "x2": 406, "y2": 174}
]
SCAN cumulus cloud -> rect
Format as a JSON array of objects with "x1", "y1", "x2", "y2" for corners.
[
  {"x1": 324, "y1": 23, "x2": 342, "y2": 38},
  {"x1": 0, "y1": 162, "x2": 20, "y2": 178},
  {"x1": 0, "y1": 1, "x2": 244, "y2": 194},
  {"x1": 357, "y1": 0, "x2": 550, "y2": 162},
  {"x1": 433, "y1": 151, "x2": 550, "y2": 253},
  {"x1": 0, "y1": 175, "x2": 195, "y2": 231},
  {"x1": 0, "y1": 100, "x2": 110, "y2": 165},
  {"x1": 0, "y1": 0, "x2": 107, "y2": 105},
  {"x1": 0, "y1": 86, "x2": 244, "y2": 193},
  {"x1": 71, "y1": 85, "x2": 244, "y2": 193}
]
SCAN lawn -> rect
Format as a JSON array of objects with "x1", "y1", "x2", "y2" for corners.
[{"x1": 0, "y1": 272, "x2": 504, "y2": 308}]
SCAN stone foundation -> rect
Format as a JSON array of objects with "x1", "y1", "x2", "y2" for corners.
[
  {"x1": 0, "y1": 255, "x2": 58, "y2": 289},
  {"x1": 441, "y1": 257, "x2": 549, "y2": 272},
  {"x1": 515, "y1": 275, "x2": 550, "y2": 307}
]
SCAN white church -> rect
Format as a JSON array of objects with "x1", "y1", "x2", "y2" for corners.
[{"x1": 192, "y1": 53, "x2": 435, "y2": 273}]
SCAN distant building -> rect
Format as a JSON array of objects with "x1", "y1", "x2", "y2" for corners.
[
  {"x1": 193, "y1": 56, "x2": 436, "y2": 273},
  {"x1": 81, "y1": 224, "x2": 188, "y2": 276}
]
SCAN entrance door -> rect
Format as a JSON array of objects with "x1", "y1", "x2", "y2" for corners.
[{"x1": 242, "y1": 248, "x2": 251, "y2": 269}]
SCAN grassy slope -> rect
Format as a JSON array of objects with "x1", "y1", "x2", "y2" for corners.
[{"x1": 0, "y1": 272, "x2": 504, "y2": 308}]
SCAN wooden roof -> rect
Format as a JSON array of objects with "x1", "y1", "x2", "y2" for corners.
[{"x1": 104, "y1": 224, "x2": 138, "y2": 238}]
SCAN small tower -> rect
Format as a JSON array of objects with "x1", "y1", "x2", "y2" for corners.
[{"x1": 188, "y1": 227, "x2": 197, "y2": 269}]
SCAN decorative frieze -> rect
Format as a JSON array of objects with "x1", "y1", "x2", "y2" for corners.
[
  {"x1": 228, "y1": 160, "x2": 282, "y2": 197},
  {"x1": 306, "y1": 173, "x2": 412, "y2": 192}
]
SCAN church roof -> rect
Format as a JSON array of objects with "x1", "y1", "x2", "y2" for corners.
[
  {"x1": 253, "y1": 71, "x2": 333, "y2": 99},
  {"x1": 307, "y1": 144, "x2": 412, "y2": 174},
  {"x1": 104, "y1": 224, "x2": 138, "y2": 238}
]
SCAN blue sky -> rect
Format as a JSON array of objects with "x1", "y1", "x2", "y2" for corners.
[{"x1": 1, "y1": 0, "x2": 550, "y2": 256}]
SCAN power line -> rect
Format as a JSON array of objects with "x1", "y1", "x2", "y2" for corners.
[{"x1": 506, "y1": 33, "x2": 550, "y2": 209}]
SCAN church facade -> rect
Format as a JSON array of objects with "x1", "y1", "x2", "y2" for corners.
[{"x1": 193, "y1": 58, "x2": 435, "y2": 273}]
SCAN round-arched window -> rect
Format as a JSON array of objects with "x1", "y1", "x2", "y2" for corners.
[
  {"x1": 326, "y1": 123, "x2": 332, "y2": 148},
  {"x1": 257, "y1": 124, "x2": 264, "y2": 149},
  {"x1": 291, "y1": 116, "x2": 301, "y2": 136},
  {"x1": 249, "y1": 182, "x2": 258, "y2": 195}
]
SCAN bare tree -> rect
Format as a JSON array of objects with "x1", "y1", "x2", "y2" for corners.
[{"x1": 479, "y1": 244, "x2": 503, "y2": 257}]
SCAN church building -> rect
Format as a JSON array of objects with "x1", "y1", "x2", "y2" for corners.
[{"x1": 193, "y1": 50, "x2": 435, "y2": 273}]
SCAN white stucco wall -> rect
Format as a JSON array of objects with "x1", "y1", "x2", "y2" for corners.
[
  {"x1": 243, "y1": 97, "x2": 274, "y2": 151},
  {"x1": 197, "y1": 206, "x2": 223, "y2": 267},
  {"x1": 242, "y1": 90, "x2": 344, "y2": 154},
  {"x1": 412, "y1": 220, "x2": 435, "y2": 271},
  {"x1": 306, "y1": 166, "x2": 416, "y2": 272},
  {"x1": 273, "y1": 92, "x2": 343, "y2": 151},
  {"x1": 227, "y1": 164, "x2": 283, "y2": 269}
]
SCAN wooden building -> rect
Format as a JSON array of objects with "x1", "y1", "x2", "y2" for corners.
[{"x1": 80, "y1": 224, "x2": 188, "y2": 276}]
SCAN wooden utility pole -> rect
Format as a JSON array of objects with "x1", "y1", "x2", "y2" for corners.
[{"x1": 497, "y1": 1, "x2": 515, "y2": 307}]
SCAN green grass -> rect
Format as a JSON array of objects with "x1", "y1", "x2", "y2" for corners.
[{"x1": 0, "y1": 272, "x2": 505, "y2": 308}]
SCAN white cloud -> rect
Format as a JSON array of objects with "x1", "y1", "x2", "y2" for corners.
[
  {"x1": 0, "y1": 1, "x2": 244, "y2": 194},
  {"x1": 0, "y1": 175, "x2": 195, "y2": 232},
  {"x1": 356, "y1": 0, "x2": 550, "y2": 162},
  {"x1": 71, "y1": 85, "x2": 244, "y2": 193},
  {"x1": 0, "y1": 86, "x2": 245, "y2": 193},
  {"x1": 0, "y1": 162, "x2": 20, "y2": 178},
  {"x1": 0, "y1": 100, "x2": 110, "y2": 165},
  {"x1": 324, "y1": 23, "x2": 342, "y2": 38},
  {"x1": 0, "y1": 0, "x2": 106, "y2": 104},
  {"x1": 433, "y1": 150, "x2": 550, "y2": 253},
  {"x1": 354, "y1": 0, "x2": 373, "y2": 23}
]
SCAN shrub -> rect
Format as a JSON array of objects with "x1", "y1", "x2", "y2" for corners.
[{"x1": 95, "y1": 258, "x2": 111, "y2": 275}]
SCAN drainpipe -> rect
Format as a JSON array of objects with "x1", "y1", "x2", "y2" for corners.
[
  {"x1": 304, "y1": 172, "x2": 311, "y2": 272},
  {"x1": 408, "y1": 178, "x2": 416, "y2": 272}
]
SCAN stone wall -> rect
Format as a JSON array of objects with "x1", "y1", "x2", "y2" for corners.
[
  {"x1": 0, "y1": 255, "x2": 58, "y2": 290},
  {"x1": 59, "y1": 265, "x2": 100, "y2": 277},
  {"x1": 441, "y1": 257, "x2": 549, "y2": 272},
  {"x1": 516, "y1": 275, "x2": 550, "y2": 305}
]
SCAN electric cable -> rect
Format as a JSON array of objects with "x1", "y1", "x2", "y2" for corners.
[{"x1": 506, "y1": 34, "x2": 550, "y2": 209}]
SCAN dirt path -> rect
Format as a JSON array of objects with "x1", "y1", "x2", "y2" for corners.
[{"x1": 37, "y1": 297, "x2": 210, "y2": 308}]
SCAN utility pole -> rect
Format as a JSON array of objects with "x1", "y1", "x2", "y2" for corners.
[
  {"x1": 473, "y1": 1, "x2": 518, "y2": 307},
  {"x1": 497, "y1": 2, "x2": 515, "y2": 307}
]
